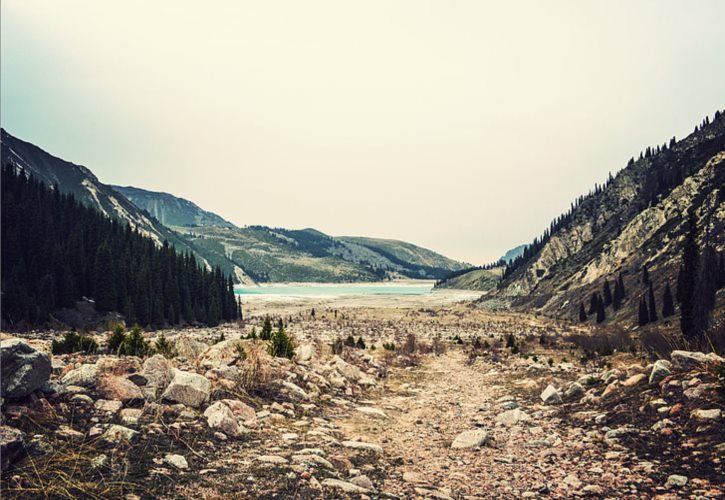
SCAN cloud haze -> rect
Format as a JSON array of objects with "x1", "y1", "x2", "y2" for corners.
[{"x1": 2, "y1": 1, "x2": 724, "y2": 264}]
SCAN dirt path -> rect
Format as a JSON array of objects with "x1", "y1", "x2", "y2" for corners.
[{"x1": 335, "y1": 350, "x2": 649, "y2": 498}]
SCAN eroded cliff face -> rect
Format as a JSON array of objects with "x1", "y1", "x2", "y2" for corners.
[{"x1": 497, "y1": 114, "x2": 724, "y2": 321}]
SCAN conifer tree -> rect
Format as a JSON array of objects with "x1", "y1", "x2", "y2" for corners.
[
  {"x1": 579, "y1": 302, "x2": 587, "y2": 322},
  {"x1": 679, "y1": 208, "x2": 699, "y2": 340},
  {"x1": 588, "y1": 293, "x2": 599, "y2": 315},
  {"x1": 602, "y1": 280, "x2": 613, "y2": 307},
  {"x1": 642, "y1": 265, "x2": 650, "y2": 285},
  {"x1": 662, "y1": 282, "x2": 675, "y2": 318},
  {"x1": 94, "y1": 242, "x2": 117, "y2": 312},
  {"x1": 647, "y1": 282, "x2": 658, "y2": 322},
  {"x1": 638, "y1": 297, "x2": 649, "y2": 326},
  {"x1": 260, "y1": 316, "x2": 273, "y2": 340},
  {"x1": 596, "y1": 299, "x2": 606, "y2": 323}
]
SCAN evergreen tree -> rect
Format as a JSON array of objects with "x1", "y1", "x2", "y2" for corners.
[
  {"x1": 679, "y1": 208, "x2": 699, "y2": 340},
  {"x1": 579, "y1": 302, "x2": 587, "y2": 322},
  {"x1": 268, "y1": 326, "x2": 294, "y2": 358},
  {"x1": 638, "y1": 297, "x2": 650, "y2": 326},
  {"x1": 642, "y1": 265, "x2": 650, "y2": 285},
  {"x1": 618, "y1": 273, "x2": 626, "y2": 298},
  {"x1": 662, "y1": 282, "x2": 675, "y2": 318},
  {"x1": 93, "y1": 242, "x2": 117, "y2": 312},
  {"x1": 612, "y1": 276, "x2": 624, "y2": 310},
  {"x1": 647, "y1": 282, "x2": 658, "y2": 322},
  {"x1": 602, "y1": 280, "x2": 613, "y2": 307},
  {"x1": 596, "y1": 298, "x2": 606, "y2": 323},
  {"x1": 588, "y1": 293, "x2": 599, "y2": 315},
  {"x1": 260, "y1": 316, "x2": 273, "y2": 340}
]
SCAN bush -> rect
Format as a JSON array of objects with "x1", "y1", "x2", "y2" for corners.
[
  {"x1": 260, "y1": 317, "x2": 273, "y2": 341},
  {"x1": 432, "y1": 335, "x2": 446, "y2": 356},
  {"x1": 52, "y1": 331, "x2": 98, "y2": 354},
  {"x1": 567, "y1": 329, "x2": 633, "y2": 358},
  {"x1": 383, "y1": 342, "x2": 396, "y2": 351},
  {"x1": 118, "y1": 325, "x2": 150, "y2": 357},
  {"x1": 236, "y1": 342, "x2": 247, "y2": 362},
  {"x1": 401, "y1": 333, "x2": 417, "y2": 356},
  {"x1": 268, "y1": 326, "x2": 294, "y2": 358},
  {"x1": 154, "y1": 333, "x2": 175, "y2": 358},
  {"x1": 344, "y1": 335, "x2": 356, "y2": 348},
  {"x1": 214, "y1": 332, "x2": 226, "y2": 344},
  {"x1": 331, "y1": 337, "x2": 344, "y2": 355},
  {"x1": 356, "y1": 337, "x2": 366, "y2": 349},
  {"x1": 107, "y1": 324, "x2": 126, "y2": 354}
]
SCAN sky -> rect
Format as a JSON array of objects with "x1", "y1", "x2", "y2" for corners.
[{"x1": 2, "y1": 1, "x2": 724, "y2": 265}]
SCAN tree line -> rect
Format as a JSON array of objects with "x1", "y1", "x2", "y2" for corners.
[{"x1": 1, "y1": 164, "x2": 239, "y2": 328}]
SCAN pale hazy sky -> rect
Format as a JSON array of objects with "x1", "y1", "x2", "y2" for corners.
[{"x1": 2, "y1": 1, "x2": 724, "y2": 264}]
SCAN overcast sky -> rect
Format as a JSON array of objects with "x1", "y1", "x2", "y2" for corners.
[{"x1": 2, "y1": 1, "x2": 724, "y2": 264}]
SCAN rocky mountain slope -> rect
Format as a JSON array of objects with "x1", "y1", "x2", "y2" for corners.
[
  {"x1": 0, "y1": 129, "x2": 246, "y2": 281},
  {"x1": 113, "y1": 185, "x2": 235, "y2": 229},
  {"x1": 466, "y1": 112, "x2": 724, "y2": 325}
]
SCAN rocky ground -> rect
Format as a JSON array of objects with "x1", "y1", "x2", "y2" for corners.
[{"x1": 1, "y1": 304, "x2": 723, "y2": 499}]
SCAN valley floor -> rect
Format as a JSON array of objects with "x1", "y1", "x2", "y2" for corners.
[{"x1": 1, "y1": 300, "x2": 723, "y2": 499}]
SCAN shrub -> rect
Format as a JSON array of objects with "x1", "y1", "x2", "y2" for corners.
[
  {"x1": 432, "y1": 335, "x2": 446, "y2": 356},
  {"x1": 383, "y1": 342, "x2": 396, "y2": 351},
  {"x1": 154, "y1": 333, "x2": 175, "y2": 358},
  {"x1": 344, "y1": 335, "x2": 356, "y2": 347},
  {"x1": 107, "y1": 324, "x2": 126, "y2": 354},
  {"x1": 214, "y1": 332, "x2": 226, "y2": 344},
  {"x1": 356, "y1": 337, "x2": 366, "y2": 349},
  {"x1": 236, "y1": 342, "x2": 247, "y2": 362},
  {"x1": 260, "y1": 317, "x2": 273, "y2": 341},
  {"x1": 547, "y1": 357, "x2": 554, "y2": 367},
  {"x1": 331, "y1": 337, "x2": 344, "y2": 355},
  {"x1": 401, "y1": 333, "x2": 417, "y2": 356},
  {"x1": 118, "y1": 325, "x2": 150, "y2": 357},
  {"x1": 52, "y1": 331, "x2": 98, "y2": 354},
  {"x1": 268, "y1": 326, "x2": 294, "y2": 358},
  {"x1": 567, "y1": 329, "x2": 633, "y2": 358}
]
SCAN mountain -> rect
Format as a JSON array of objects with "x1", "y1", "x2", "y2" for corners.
[
  {"x1": 112, "y1": 185, "x2": 236, "y2": 229},
  {"x1": 494, "y1": 111, "x2": 725, "y2": 324},
  {"x1": 500, "y1": 244, "x2": 526, "y2": 264},
  {"x1": 0, "y1": 128, "x2": 247, "y2": 282}
]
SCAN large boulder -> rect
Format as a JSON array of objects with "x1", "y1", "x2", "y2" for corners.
[
  {"x1": 97, "y1": 376, "x2": 144, "y2": 403},
  {"x1": 199, "y1": 339, "x2": 244, "y2": 368},
  {"x1": 171, "y1": 337, "x2": 209, "y2": 363},
  {"x1": 0, "y1": 425, "x2": 25, "y2": 471},
  {"x1": 671, "y1": 351, "x2": 723, "y2": 370},
  {"x1": 61, "y1": 363, "x2": 99, "y2": 387},
  {"x1": 1, "y1": 339, "x2": 52, "y2": 398},
  {"x1": 296, "y1": 343, "x2": 316, "y2": 362},
  {"x1": 161, "y1": 369, "x2": 210, "y2": 408},
  {"x1": 142, "y1": 355, "x2": 174, "y2": 399}
]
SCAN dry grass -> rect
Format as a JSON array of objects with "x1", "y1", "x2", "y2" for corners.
[
  {"x1": 4, "y1": 437, "x2": 138, "y2": 499},
  {"x1": 238, "y1": 340, "x2": 277, "y2": 393}
]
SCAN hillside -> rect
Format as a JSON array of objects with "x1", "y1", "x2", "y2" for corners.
[
  {"x1": 434, "y1": 267, "x2": 503, "y2": 292},
  {"x1": 0, "y1": 129, "x2": 246, "y2": 282},
  {"x1": 112, "y1": 185, "x2": 236, "y2": 229},
  {"x1": 493, "y1": 112, "x2": 725, "y2": 325}
]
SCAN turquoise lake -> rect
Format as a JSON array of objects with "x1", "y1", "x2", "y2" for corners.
[{"x1": 235, "y1": 282, "x2": 434, "y2": 297}]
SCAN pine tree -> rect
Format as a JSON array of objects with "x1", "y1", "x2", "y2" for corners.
[
  {"x1": 602, "y1": 280, "x2": 613, "y2": 307},
  {"x1": 662, "y1": 282, "x2": 675, "y2": 318},
  {"x1": 596, "y1": 299, "x2": 606, "y2": 323},
  {"x1": 612, "y1": 277, "x2": 624, "y2": 310},
  {"x1": 638, "y1": 297, "x2": 649, "y2": 326},
  {"x1": 260, "y1": 316, "x2": 273, "y2": 340},
  {"x1": 679, "y1": 208, "x2": 699, "y2": 340},
  {"x1": 93, "y1": 242, "x2": 117, "y2": 312},
  {"x1": 588, "y1": 293, "x2": 599, "y2": 315},
  {"x1": 647, "y1": 282, "x2": 658, "y2": 322},
  {"x1": 579, "y1": 302, "x2": 587, "y2": 322},
  {"x1": 642, "y1": 265, "x2": 650, "y2": 285},
  {"x1": 268, "y1": 326, "x2": 294, "y2": 358}
]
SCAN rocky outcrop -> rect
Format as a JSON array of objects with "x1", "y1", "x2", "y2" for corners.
[{"x1": 1, "y1": 339, "x2": 52, "y2": 398}]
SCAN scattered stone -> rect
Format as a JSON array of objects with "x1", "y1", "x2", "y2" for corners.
[
  {"x1": 665, "y1": 474, "x2": 688, "y2": 489},
  {"x1": 451, "y1": 429, "x2": 490, "y2": 449},
  {"x1": 564, "y1": 382, "x2": 585, "y2": 400},
  {"x1": 355, "y1": 406, "x2": 387, "y2": 418},
  {"x1": 622, "y1": 373, "x2": 647, "y2": 387},
  {"x1": 164, "y1": 453, "x2": 189, "y2": 470},
  {"x1": 690, "y1": 409, "x2": 721, "y2": 421},
  {"x1": 496, "y1": 408, "x2": 531, "y2": 426},
  {"x1": 255, "y1": 455, "x2": 289, "y2": 465},
  {"x1": 321, "y1": 478, "x2": 370, "y2": 493},
  {"x1": 102, "y1": 424, "x2": 139, "y2": 443},
  {"x1": 95, "y1": 399, "x2": 123, "y2": 414},
  {"x1": 341, "y1": 440, "x2": 384, "y2": 454},
  {"x1": 649, "y1": 360, "x2": 671, "y2": 384},
  {"x1": 540, "y1": 384, "x2": 562, "y2": 405},
  {"x1": 204, "y1": 401, "x2": 248, "y2": 437},
  {"x1": 671, "y1": 350, "x2": 723, "y2": 369},
  {"x1": 0, "y1": 425, "x2": 25, "y2": 471}
]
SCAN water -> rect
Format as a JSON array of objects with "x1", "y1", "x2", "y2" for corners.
[{"x1": 235, "y1": 282, "x2": 434, "y2": 298}]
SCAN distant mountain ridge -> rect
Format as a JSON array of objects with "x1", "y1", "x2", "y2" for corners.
[
  {"x1": 1, "y1": 128, "x2": 468, "y2": 284},
  {"x1": 500, "y1": 244, "x2": 525, "y2": 264}
]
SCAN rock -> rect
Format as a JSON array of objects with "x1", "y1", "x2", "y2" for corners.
[
  {"x1": 0, "y1": 425, "x2": 25, "y2": 471},
  {"x1": 341, "y1": 440, "x2": 384, "y2": 454},
  {"x1": 71, "y1": 394, "x2": 94, "y2": 404},
  {"x1": 671, "y1": 350, "x2": 723, "y2": 369},
  {"x1": 171, "y1": 336, "x2": 208, "y2": 362},
  {"x1": 402, "y1": 471, "x2": 427, "y2": 484},
  {"x1": 98, "y1": 376, "x2": 144, "y2": 403},
  {"x1": 649, "y1": 360, "x2": 671, "y2": 384},
  {"x1": 665, "y1": 474, "x2": 688, "y2": 489},
  {"x1": 95, "y1": 357, "x2": 142, "y2": 376},
  {"x1": 321, "y1": 478, "x2": 370, "y2": 493},
  {"x1": 564, "y1": 382, "x2": 585, "y2": 400},
  {"x1": 119, "y1": 408, "x2": 143, "y2": 427},
  {"x1": 91, "y1": 454, "x2": 108, "y2": 468},
  {"x1": 56, "y1": 425, "x2": 84, "y2": 439},
  {"x1": 291, "y1": 454, "x2": 334, "y2": 469},
  {"x1": 102, "y1": 424, "x2": 139, "y2": 443},
  {"x1": 61, "y1": 364, "x2": 99, "y2": 388},
  {"x1": 601, "y1": 381, "x2": 619, "y2": 398},
  {"x1": 561, "y1": 474, "x2": 582, "y2": 489},
  {"x1": 199, "y1": 339, "x2": 244, "y2": 368},
  {"x1": 451, "y1": 429, "x2": 490, "y2": 449},
  {"x1": 355, "y1": 407, "x2": 387, "y2": 418},
  {"x1": 496, "y1": 408, "x2": 531, "y2": 426},
  {"x1": 255, "y1": 455, "x2": 289, "y2": 465},
  {"x1": 204, "y1": 400, "x2": 248, "y2": 437},
  {"x1": 95, "y1": 399, "x2": 123, "y2": 414},
  {"x1": 1, "y1": 339, "x2": 52, "y2": 398},
  {"x1": 163, "y1": 453, "x2": 189, "y2": 470},
  {"x1": 161, "y1": 369, "x2": 210, "y2": 408},
  {"x1": 690, "y1": 408, "x2": 721, "y2": 421},
  {"x1": 622, "y1": 373, "x2": 647, "y2": 387},
  {"x1": 142, "y1": 355, "x2": 174, "y2": 398},
  {"x1": 281, "y1": 381, "x2": 309, "y2": 400},
  {"x1": 350, "y1": 474, "x2": 375, "y2": 490},
  {"x1": 296, "y1": 343, "x2": 316, "y2": 362},
  {"x1": 540, "y1": 384, "x2": 562, "y2": 405}
]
